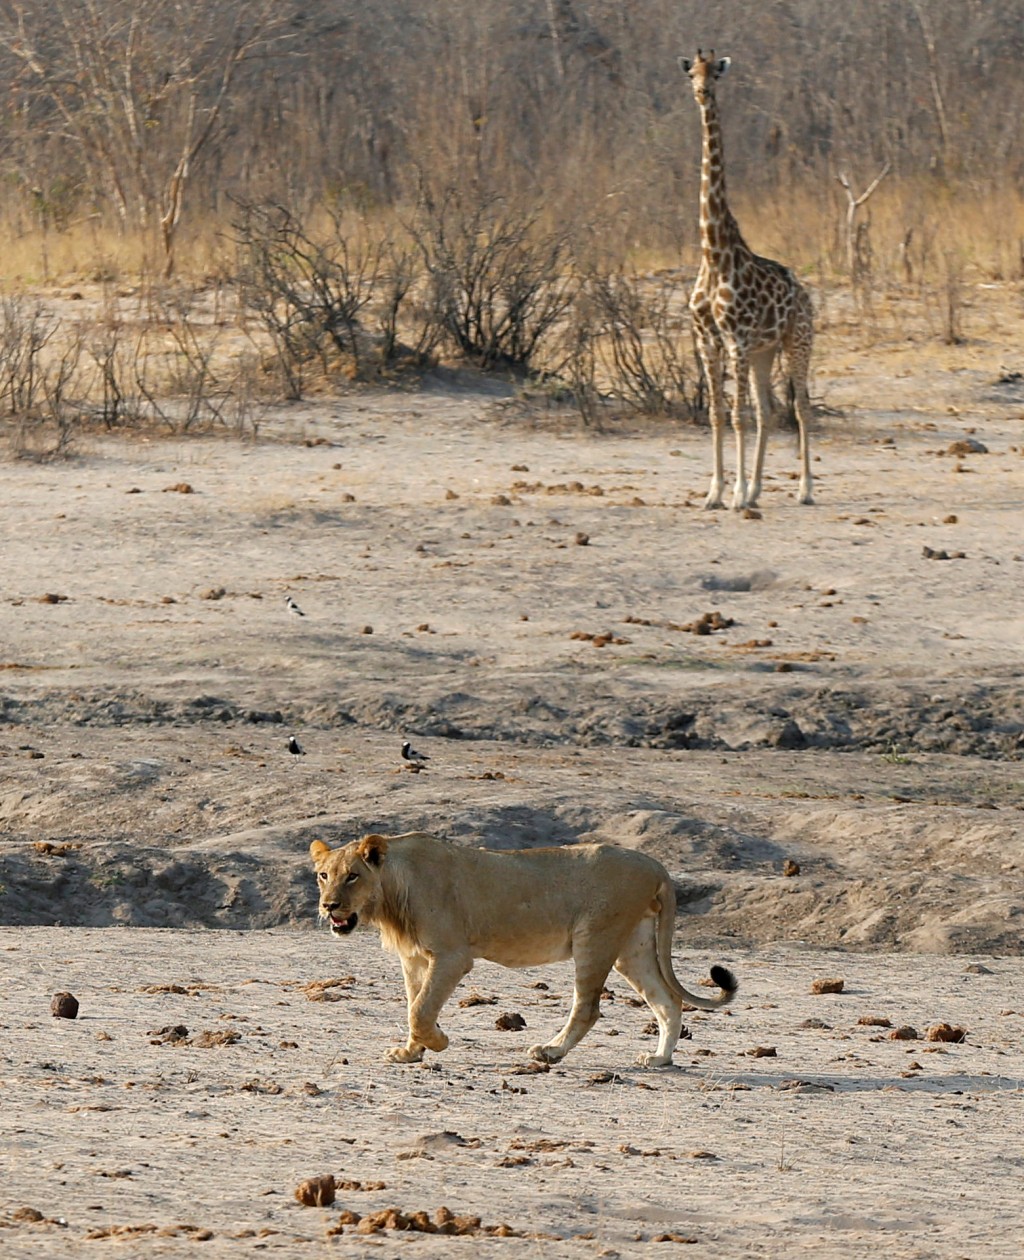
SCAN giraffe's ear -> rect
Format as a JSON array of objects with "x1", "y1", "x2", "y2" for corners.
[
  {"x1": 678, "y1": 56, "x2": 692, "y2": 74},
  {"x1": 714, "y1": 57, "x2": 731, "y2": 78}
]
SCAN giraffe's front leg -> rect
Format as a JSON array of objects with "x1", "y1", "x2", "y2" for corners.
[
  {"x1": 728, "y1": 348, "x2": 751, "y2": 509},
  {"x1": 694, "y1": 328, "x2": 727, "y2": 508}
]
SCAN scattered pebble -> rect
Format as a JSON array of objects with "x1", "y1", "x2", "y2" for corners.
[
  {"x1": 51, "y1": 992, "x2": 79, "y2": 1019},
  {"x1": 810, "y1": 978, "x2": 845, "y2": 995}
]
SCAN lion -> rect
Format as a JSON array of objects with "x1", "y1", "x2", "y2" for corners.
[{"x1": 309, "y1": 832, "x2": 736, "y2": 1066}]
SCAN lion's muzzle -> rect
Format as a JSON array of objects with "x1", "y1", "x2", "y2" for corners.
[{"x1": 328, "y1": 911, "x2": 358, "y2": 936}]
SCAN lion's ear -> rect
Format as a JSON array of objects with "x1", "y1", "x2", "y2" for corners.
[
  {"x1": 309, "y1": 840, "x2": 332, "y2": 865},
  {"x1": 357, "y1": 834, "x2": 388, "y2": 866}
]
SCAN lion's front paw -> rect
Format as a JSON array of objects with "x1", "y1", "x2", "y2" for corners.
[
  {"x1": 528, "y1": 1043, "x2": 565, "y2": 1064},
  {"x1": 385, "y1": 1044, "x2": 425, "y2": 1064}
]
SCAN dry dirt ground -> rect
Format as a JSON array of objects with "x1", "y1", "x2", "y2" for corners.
[{"x1": 1, "y1": 282, "x2": 1023, "y2": 1256}]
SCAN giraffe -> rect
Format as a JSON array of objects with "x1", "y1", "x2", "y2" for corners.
[{"x1": 681, "y1": 50, "x2": 814, "y2": 509}]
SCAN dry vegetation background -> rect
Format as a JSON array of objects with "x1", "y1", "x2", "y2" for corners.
[{"x1": 0, "y1": 0, "x2": 1021, "y2": 447}]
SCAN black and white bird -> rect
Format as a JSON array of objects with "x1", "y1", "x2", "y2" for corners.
[
  {"x1": 285, "y1": 595, "x2": 305, "y2": 618},
  {"x1": 401, "y1": 740, "x2": 429, "y2": 764},
  {"x1": 287, "y1": 735, "x2": 306, "y2": 757}
]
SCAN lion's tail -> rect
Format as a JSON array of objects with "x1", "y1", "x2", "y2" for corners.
[{"x1": 655, "y1": 878, "x2": 737, "y2": 1010}]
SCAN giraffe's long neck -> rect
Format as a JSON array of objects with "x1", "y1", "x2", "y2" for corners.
[{"x1": 698, "y1": 95, "x2": 744, "y2": 268}]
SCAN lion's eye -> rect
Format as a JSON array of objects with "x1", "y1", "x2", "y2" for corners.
[
  {"x1": 317, "y1": 871, "x2": 327, "y2": 882},
  {"x1": 345, "y1": 872, "x2": 359, "y2": 884}
]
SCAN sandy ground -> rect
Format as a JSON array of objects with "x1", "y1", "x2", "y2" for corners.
[
  {"x1": 1, "y1": 282, "x2": 1023, "y2": 1254},
  {"x1": 2, "y1": 930, "x2": 1023, "y2": 1258}
]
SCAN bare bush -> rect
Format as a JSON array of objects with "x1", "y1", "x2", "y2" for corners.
[
  {"x1": 234, "y1": 201, "x2": 395, "y2": 397},
  {"x1": 558, "y1": 270, "x2": 698, "y2": 424},
  {"x1": 0, "y1": 299, "x2": 90, "y2": 457},
  {"x1": 411, "y1": 188, "x2": 579, "y2": 372}
]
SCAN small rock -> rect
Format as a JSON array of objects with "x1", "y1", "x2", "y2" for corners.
[
  {"x1": 857, "y1": 1015, "x2": 892, "y2": 1027},
  {"x1": 747, "y1": 1045, "x2": 777, "y2": 1058},
  {"x1": 888, "y1": 1025, "x2": 919, "y2": 1041},
  {"x1": 574, "y1": 531, "x2": 590, "y2": 546},
  {"x1": 782, "y1": 859, "x2": 801, "y2": 877},
  {"x1": 51, "y1": 992, "x2": 79, "y2": 1019},
  {"x1": 198, "y1": 587, "x2": 226, "y2": 600},
  {"x1": 946, "y1": 438, "x2": 987, "y2": 455},
  {"x1": 494, "y1": 1012, "x2": 526, "y2": 1032},
  {"x1": 774, "y1": 720, "x2": 806, "y2": 750},
  {"x1": 810, "y1": 978, "x2": 844, "y2": 995},
  {"x1": 163, "y1": 482, "x2": 194, "y2": 494}
]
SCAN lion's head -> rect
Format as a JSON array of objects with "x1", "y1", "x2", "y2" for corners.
[{"x1": 309, "y1": 835, "x2": 387, "y2": 936}]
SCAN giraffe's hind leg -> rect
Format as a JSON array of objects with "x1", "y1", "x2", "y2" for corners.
[{"x1": 783, "y1": 297, "x2": 814, "y2": 505}]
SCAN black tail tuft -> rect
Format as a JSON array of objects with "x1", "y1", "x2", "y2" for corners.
[{"x1": 710, "y1": 964, "x2": 737, "y2": 994}]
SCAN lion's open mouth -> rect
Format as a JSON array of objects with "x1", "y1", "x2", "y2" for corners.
[{"x1": 329, "y1": 912, "x2": 358, "y2": 935}]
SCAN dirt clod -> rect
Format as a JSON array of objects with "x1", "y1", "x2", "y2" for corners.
[
  {"x1": 294, "y1": 1174, "x2": 335, "y2": 1207},
  {"x1": 51, "y1": 991, "x2": 79, "y2": 1019}
]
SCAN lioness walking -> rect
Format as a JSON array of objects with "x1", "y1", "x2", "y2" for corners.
[{"x1": 310, "y1": 832, "x2": 737, "y2": 1066}]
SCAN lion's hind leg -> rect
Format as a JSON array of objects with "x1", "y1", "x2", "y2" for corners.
[
  {"x1": 614, "y1": 915, "x2": 683, "y2": 1068},
  {"x1": 528, "y1": 941, "x2": 617, "y2": 1064}
]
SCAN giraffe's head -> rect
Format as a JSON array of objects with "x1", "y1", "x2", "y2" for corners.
[{"x1": 679, "y1": 50, "x2": 731, "y2": 105}]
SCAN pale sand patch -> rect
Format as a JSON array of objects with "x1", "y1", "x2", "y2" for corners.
[{"x1": 1, "y1": 928, "x2": 1022, "y2": 1258}]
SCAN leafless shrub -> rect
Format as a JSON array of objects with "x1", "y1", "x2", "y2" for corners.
[
  {"x1": 375, "y1": 237, "x2": 441, "y2": 370},
  {"x1": 410, "y1": 188, "x2": 579, "y2": 372},
  {"x1": 0, "y1": 298, "x2": 56, "y2": 418},
  {"x1": 0, "y1": 299, "x2": 91, "y2": 457},
  {"x1": 560, "y1": 269, "x2": 698, "y2": 423},
  {"x1": 233, "y1": 200, "x2": 390, "y2": 397}
]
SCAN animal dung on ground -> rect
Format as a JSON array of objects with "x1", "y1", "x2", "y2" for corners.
[
  {"x1": 857, "y1": 1015, "x2": 892, "y2": 1027},
  {"x1": 294, "y1": 1174, "x2": 336, "y2": 1207},
  {"x1": 494, "y1": 1012, "x2": 526, "y2": 1031},
  {"x1": 51, "y1": 991, "x2": 79, "y2": 1019},
  {"x1": 782, "y1": 859, "x2": 801, "y2": 877},
  {"x1": 747, "y1": 1045, "x2": 777, "y2": 1057},
  {"x1": 810, "y1": 977, "x2": 845, "y2": 994},
  {"x1": 888, "y1": 1026, "x2": 920, "y2": 1041},
  {"x1": 926, "y1": 1022, "x2": 967, "y2": 1043}
]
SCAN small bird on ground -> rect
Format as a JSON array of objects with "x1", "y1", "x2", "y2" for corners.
[
  {"x1": 401, "y1": 740, "x2": 429, "y2": 764},
  {"x1": 287, "y1": 735, "x2": 306, "y2": 757},
  {"x1": 285, "y1": 596, "x2": 305, "y2": 617}
]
